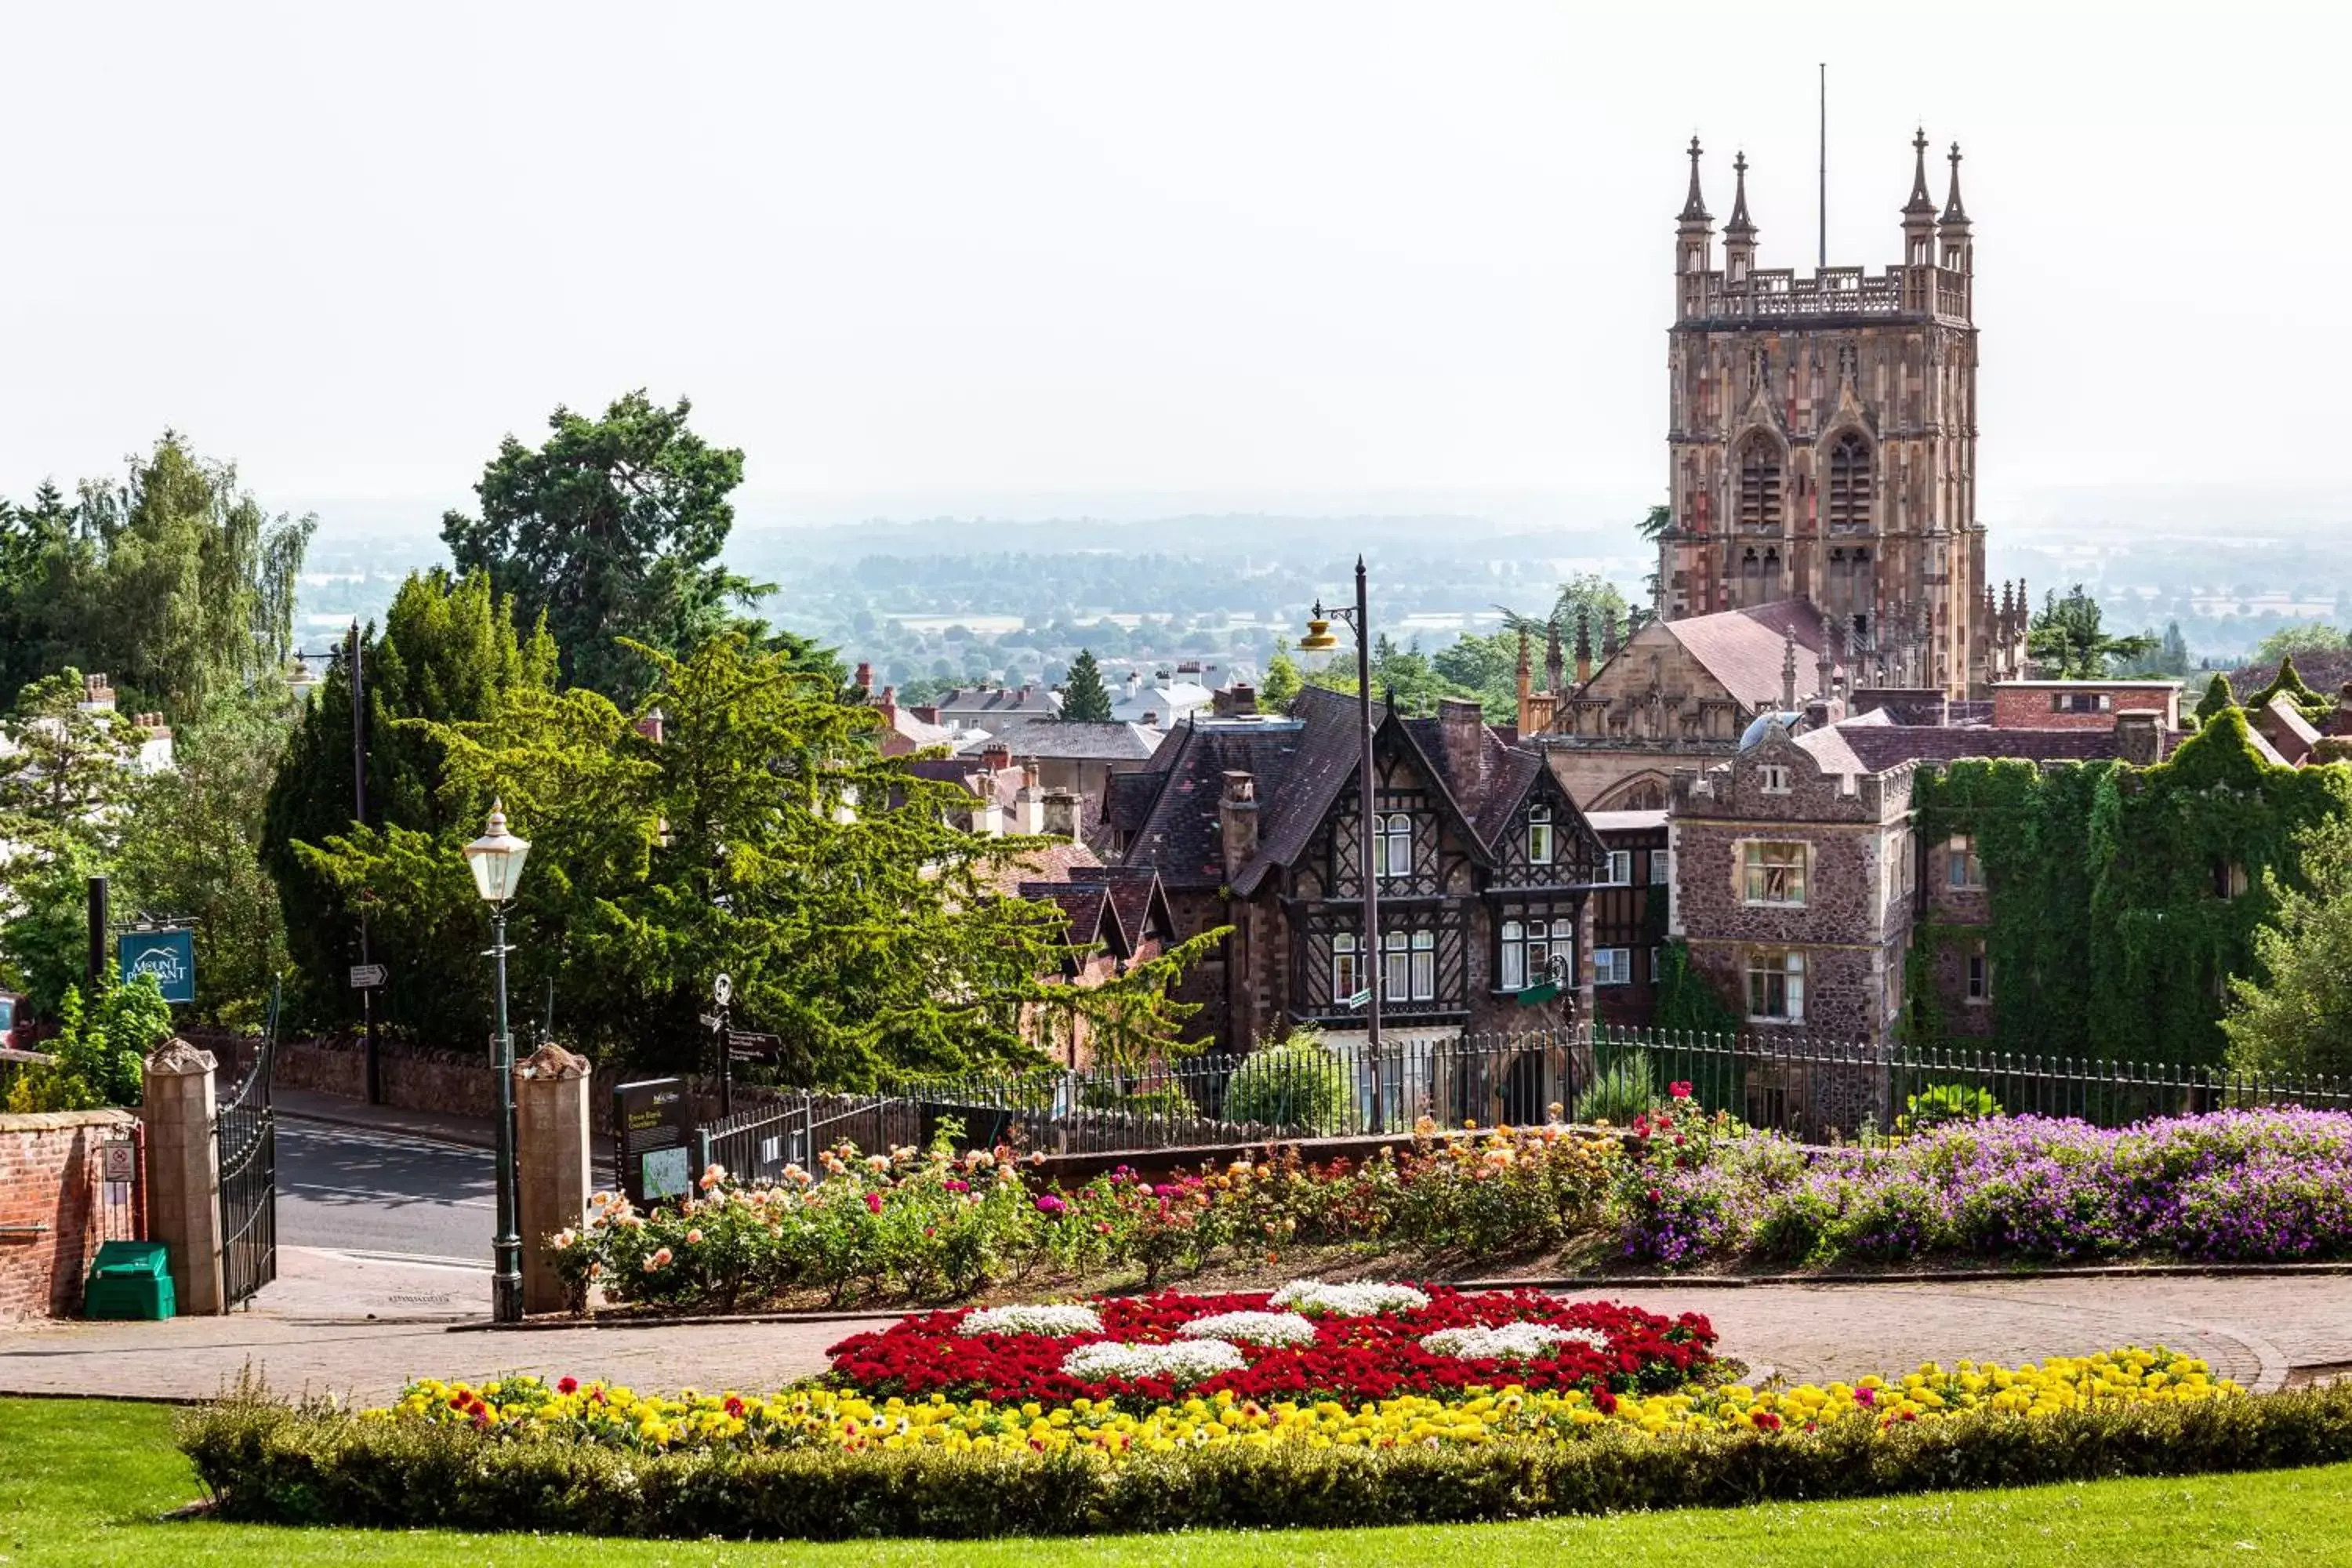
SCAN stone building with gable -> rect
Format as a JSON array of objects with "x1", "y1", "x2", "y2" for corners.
[{"x1": 1108, "y1": 685, "x2": 1610, "y2": 1062}]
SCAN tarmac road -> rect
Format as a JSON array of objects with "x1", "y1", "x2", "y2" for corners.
[{"x1": 278, "y1": 1121, "x2": 615, "y2": 1265}]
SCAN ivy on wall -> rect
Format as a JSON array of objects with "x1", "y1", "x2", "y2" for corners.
[
  {"x1": 1652, "y1": 937, "x2": 1743, "y2": 1036},
  {"x1": 1907, "y1": 706, "x2": 2352, "y2": 1065}
]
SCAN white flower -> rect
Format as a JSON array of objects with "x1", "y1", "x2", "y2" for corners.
[
  {"x1": 1417, "y1": 1323, "x2": 1610, "y2": 1362},
  {"x1": 1060, "y1": 1340, "x2": 1246, "y2": 1385},
  {"x1": 959, "y1": 1304, "x2": 1105, "y2": 1338},
  {"x1": 1271, "y1": 1280, "x2": 1432, "y2": 1318},
  {"x1": 1174, "y1": 1311, "x2": 1318, "y2": 1346}
]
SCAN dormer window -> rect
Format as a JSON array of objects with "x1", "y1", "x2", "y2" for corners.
[{"x1": 1526, "y1": 804, "x2": 1554, "y2": 866}]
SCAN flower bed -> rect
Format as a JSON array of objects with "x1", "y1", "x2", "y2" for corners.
[
  {"x1": 554, "y1": 1120, "x2": 1621, "y2": 1311},
  {"x1": 183, "y1": 1348, "x2": 2335, "y2": 1541},
  {"x1": 1621, "y1": 1108, "x2": 2352, "y2": 1267},
  {"x1": 823, "y1": 1285, "x2": 1715, "y2": 1406}
]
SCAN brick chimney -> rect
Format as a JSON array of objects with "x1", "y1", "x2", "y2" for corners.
[
  {"x1": 911, "y1": 704, "x2": 941, "y2": 725},
  {"x1": 1218, "y1": 771, "x2": 1259, "y2": 880},
  {"x1": 1437, "y1": 697, "x2": 1486, "y2": 815},
  {"x1": 2114, "y1": 710, "x2": 2164, "y2": 768},
  {"x1": 1213, "y1": 683, "x2": 1259, "y2": 717},
  {"x1": 79, "y1": 673, "x2": 115, "y2": 713},
  {"x1": 981, "y1": 742, "x2": 1012, "y2": 773},
  {"x1": 853, "y1": 662, "x2": 873, "y2": 696},
  {"x1": 1014, "y1": 762, "x2": 1047, "y2": 834}
]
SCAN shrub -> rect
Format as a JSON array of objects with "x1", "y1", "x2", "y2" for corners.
[
  {"x1": 1223, "y1": 1028, "x2": 1351, "y2": 1134},
  {"x1": 180, "y1": 1378, "x2": 2352, "y2": 1541},
  {"x1": 2, "y1": 971, "x2": 169, "y2": 1112},
  {"x1": 1573, "y1": 1049, "x2": 1656, "y2": 1124},
  {"x1": 1897, "y1": 1082, "x2": 2002, "y2": 1134}
]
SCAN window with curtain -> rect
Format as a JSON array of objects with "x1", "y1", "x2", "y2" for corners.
[
  {"x1": 1332, "y1": 932, "x2": 1361, "y2": 1004},
  {"x1": 1372, "y1": 812, "x2": 1414, "y2": 879},
  {"x1": 1747, "y1": 949, "x2": 1806, "y2": 1021},
  {"x1": 1526, "y1": 804, "x2": 1554, "y2": 865},
  {"x1": 1500, "y1": 916, "x2": 1574, "y2": 993},
  {"x1": 1742, "y1": 841, "x2": 1807, "y2": 906}
]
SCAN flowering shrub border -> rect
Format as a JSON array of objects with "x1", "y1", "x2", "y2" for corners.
[
  {"x1": 823, "y1": 1286, "x2": 1715, "y2": 1406},
  {"x1": 182, "y1": 1374, "x2": 2352, "y2": 1541}
]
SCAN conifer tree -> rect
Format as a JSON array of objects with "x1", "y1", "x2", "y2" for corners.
[
  {"x1": 1060, "y1": 648, "x2": 1113, "y2": 721},
  {"x1": 2194, "y1": 671, "x2": 2237, "y2": 726}
]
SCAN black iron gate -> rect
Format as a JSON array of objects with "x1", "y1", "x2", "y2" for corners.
[{"x1": 216, "y1": 993, "x2": 278, "y2": 1309}]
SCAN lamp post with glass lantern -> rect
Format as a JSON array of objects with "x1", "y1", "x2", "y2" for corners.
[
  {"x1": 464, "y1": 801, "x2": 531, "y2": 1323},
  {"x1": 1299, "y1": 557, "x2": 1382, "y2": 1122}
]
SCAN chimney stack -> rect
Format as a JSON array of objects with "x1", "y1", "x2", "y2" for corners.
[
  {"x1": 1014, "y1": 762, "x2": 1047, "y2": 835},
  {"x1": 981, "y1": 742, "x2": 1012, "y2": 774},
  {"x1": 1218, "y1": 771, "x2": 1259, "y2": 880},
  {"x1": 1438, "y1": 697, "x2": 1486, "y2": 815},
  {"x1": 1040, "y1": 789, "x2": 1082, "y2": 842},
  {"x1": 853, "y1": 662, "x2": 873, "y2": 695}
]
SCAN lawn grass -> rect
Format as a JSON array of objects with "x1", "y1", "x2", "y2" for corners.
[{"x1": 9, "y1": 1396, "x2": 2352, "y2": 1566}]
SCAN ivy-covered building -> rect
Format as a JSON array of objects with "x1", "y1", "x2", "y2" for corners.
[{"x1": 1666, "y1": 696, "x2": 2352, "y2": 1067}]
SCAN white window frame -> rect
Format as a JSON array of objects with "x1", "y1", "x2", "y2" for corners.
[
  {"x1": 1742, "y1": 841, "x2": 1808, "y2": 906},
  {"x1": 1499, "y1": 915, "x2": 1573, "y2": 993},
  {"x1": 1747, "y1": 949, "x2": 1806, "y2": 1022},
  {"x1": 1526, "y1": 804, "x2": 1554, "y2": 866},
  {"x1": 1965, "y1": 946, "x2": 1991, "y2": 1004},
  {"x1": 1594, "y1": 947, "x2": 1632, "y2": 987},
  {"x1": 1374, "y1": 812, "x2": 1414, "y2": 880},
  {"x1": 1410, "y1": 930, "x2": 1435, "y2": 1000},
  {"x1": 1647, "y1": 848, "x2": 1670, "y2": 886},
  {"x1": 1382, "y1": 930, "x2": 1412, "y2": 1001},
  {"x1": 1600, "y1": 849, "x2": 1634, "y2": 887},
  {"x1": 1759, "y1": 763, "x2": 1793, "y2": 795},
  {"x1": 1498, "y1": 920, "x2": 1526, "y2": 991}
]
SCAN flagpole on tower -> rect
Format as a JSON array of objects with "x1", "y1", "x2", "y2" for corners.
[{"x1": 1818, "y1": 62, "x2": 1828, "y2": 270}]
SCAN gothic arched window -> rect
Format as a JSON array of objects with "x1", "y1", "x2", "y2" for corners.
[
  {"x1": 1826, "y1": 432, "x2": 1873, "y2": 533},
  {"x1": 1736, "y1": 434, "x2": 1784, "y2": 535}
]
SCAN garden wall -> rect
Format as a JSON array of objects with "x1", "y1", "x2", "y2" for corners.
[{"x1": 0, "y1": 1108, "x2": 135, "y2": 1323}]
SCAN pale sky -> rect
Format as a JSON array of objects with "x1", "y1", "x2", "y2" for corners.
[{"x1": 3, "y1": 2, "x2": 2345, "y2": 533}]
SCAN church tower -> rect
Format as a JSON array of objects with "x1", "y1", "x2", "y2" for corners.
[{"x1": 1657, "y1": 131, "x2": 1992, "y2": 696}]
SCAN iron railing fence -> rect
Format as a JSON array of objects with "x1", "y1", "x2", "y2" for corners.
[{"x1": 691, "y1": 1027, "x2": 2352, "y2": 1171}]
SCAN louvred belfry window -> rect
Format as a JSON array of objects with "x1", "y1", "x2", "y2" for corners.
[
  {"x1": 1827, "y1": 432, "x2": 1873, "y2": 532},
  {"x1": 1737, "y1": 435, "x2": 1784, "y2": 534}
]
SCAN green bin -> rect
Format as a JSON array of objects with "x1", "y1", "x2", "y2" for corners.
[{"x1": 83, "y1": 1240, "x2": 176, "y2": 1321}]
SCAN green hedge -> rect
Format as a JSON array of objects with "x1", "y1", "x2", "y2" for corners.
[{"x1": 181, "y1": 1383, "x2": 2352, "y2": 1541}]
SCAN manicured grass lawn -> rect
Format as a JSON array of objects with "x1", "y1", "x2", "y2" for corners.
[{"x1": 10, "y1": 1396, "x2": 2352, "y2": 1566}]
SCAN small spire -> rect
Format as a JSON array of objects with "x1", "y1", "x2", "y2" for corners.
[
  {"x1": 1726, "y1": 150, "x2": 1755, "y2": 236},
  {"x1": 1679, "y1": 135, "x2": 1710, "y2": 223},
  {"x1": 1514, "y1": 626, "x2": 1531, "y2": 678},
  {"x1": 1543, "y1": 616, "x2": 1565, "y2": 695},
  {"x1": 1573, "y1": 604, "x2": 1592, "y2": 663},
  {"x1": 1941, "y1": 140, "x2": 1969, "y2": 225},
  {"x1": 1904, "y1": 127, "x2": 1937, "y2": 217}
]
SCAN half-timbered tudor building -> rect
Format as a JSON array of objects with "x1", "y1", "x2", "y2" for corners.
[{"x1": 1109, "y1": 685, "x2": 1609, "y2": 1057}]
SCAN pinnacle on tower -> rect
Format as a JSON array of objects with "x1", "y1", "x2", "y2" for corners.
[
  {"x1": 1780, "y1": 623, "x2": 1798, "y2": 710},
  {"x1": 1573, "y1": 604, "x2": 1593, "y2": 684},
  {"x1": 1726, "y1": 151, "x2": 1756, "y2": 237},
  {"x1": 1543, "y1": 616, "x2": 1564, "y2": 697},
  {"x1": 1904, "y1": 127, "x2": 1938, "y2": 217},
  {"x1": 1679, "y1": 136, "x2": 1710, "y2": 223},
  {"x1": 1942, "y1": 142, "x2": 1970, "y2": 225},
  {"x1": 1602, "y1": 608, "x2": 1621, "y2": 660}
]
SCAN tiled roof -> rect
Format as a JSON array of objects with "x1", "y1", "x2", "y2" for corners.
[
  {"x1": 1657, "y1": 600, "x2": 1833, "y2": 708},
  {"x1": 1018, "y1": 881, "x2": 1111, "y2": 947},
  {"x1": 1120, "y1": 714, "x2": 1312, "y2": 889},
  {"x1": 1104, "y1": 768, "x2": 1167, "y2": 837},
  {"x1": 1067, "y1": 864, "x2": 1174, "y2": 947},
  {"x1": 937, "y1": 687, "x2": 1060, "y2": 717},
  {"x1": 880, "y1": 705, "x2": 954, "y2": 750},
  {"x1": 954, "y1": 715, "x2": 1161, "y2": 762},
  {"x1": 983, "y1": 837, "x2": 1101, "y2": 898},
  {"x1": 902, "y1": 756, "x2": 1026, "y2": 810},
  {"x1": 2261, "y1": 694, "x2": 2323, "y2": 763}
]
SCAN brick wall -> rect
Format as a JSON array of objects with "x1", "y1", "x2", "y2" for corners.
[
  {"x1": 1991, "y1": 684, "x2": 2180, "y2": 731},
  {"x1": 0, "y1": 1109, "x2": 136, "y2": 1323}
]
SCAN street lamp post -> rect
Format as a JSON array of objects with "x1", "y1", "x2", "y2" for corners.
[
  {"x1": 1300, "y1": 557, "x2": 1382, "y2": 1126},
  {"x1": 464, "y1": 801, "x2": 532, "y2": 1323}
]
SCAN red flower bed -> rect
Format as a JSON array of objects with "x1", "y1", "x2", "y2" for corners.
[{"x1": 826, "y1": 1286, "x2": 1715, "y2": 1407}]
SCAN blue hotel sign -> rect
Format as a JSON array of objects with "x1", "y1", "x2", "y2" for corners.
[{"x1": 117, "y1": 929, "x2": 196, "y2": 1005}]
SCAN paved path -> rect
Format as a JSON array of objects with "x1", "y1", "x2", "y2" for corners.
[{"x1": 7, "y1": 1262, "x2": 2347, "y2": 1406}]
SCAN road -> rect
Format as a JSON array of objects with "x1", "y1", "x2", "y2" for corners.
[{"x1": 278, "y1": 1121, "x2": 615, "y2": 1265}]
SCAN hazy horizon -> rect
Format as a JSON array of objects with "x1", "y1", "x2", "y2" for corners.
[{"x1": 7, "y1": 2, "x2": 2349, "y2": 539}]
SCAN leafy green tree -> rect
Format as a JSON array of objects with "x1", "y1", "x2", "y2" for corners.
[
  {"x1": 1259, "y1": 639, "x2": 1303, "y2": 711},
  {"x1": 297, "y1": 633, "x2": 1144, "y2": 1083},
  {"x1": 114, "y1": 684, "x2": 297, "y2": 1029},
  {"x1": 2254, "y1": 622, "x2": 2347, "y2": 665},
  {"x1": 3, "y1": 971, "x2": 170, "y2": 1112},
  {"x1": 1431, "y1": 630, "x2": 1523, "y2": 724},
  {"x1": 2027, "y1": 584, "x2": 2157, "y2": 678},
  {"x1": 1306, "y1": 633, "x2": 1472, "y2": 717},
  {"x1": 0, "y1": 840, "x2": 107, "y2": 1017},
  {"x1": 0, "y1": 670, "x2": 141, "y2": 847},
  {"x1": 1553, "y1": 572, "x2": 1632, "y2": 643},
  {"x1": 441, "y1": 392, "x2": 762, "y2": 701},
  {"x1": 2223, "y1": 814, "x2": 2352, "y2": 1078},
  {"x1": 1059, "y1": 648, "x2": 1113, "y2": 722},
  {"x1": 4, "y1": 435, "x2": 311, "y2": 718},
  {"x1": 260, "y1": 570, "x2": 560, "y2": 1035}
]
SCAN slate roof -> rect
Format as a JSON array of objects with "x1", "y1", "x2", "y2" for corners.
[
  {"x1": 982, "y1": 838, "x2": 1100, "y2": 898},
  {"x1": 954, "y1": 714, "x2": 1161, "y2": 762},
  {"x1": 1067, "y1": 865, "x2": 1176, "y2": 947},
  {"x1": 1105, "y1": 768, "x2": 1167, "y2": 839},
  {"x1": 1120, "y1": 713, "x2": 1312, "y2": 890},
  {"x1": 902, "y1": 756, "x2": 1025, "y2": 810},
  {"x1": 936, "y1": 686, "x2": 1060, "y2": 718},
  {"x1": 1658, "y1": 599, "x2": 1834, "y2": 707},
  {"x1": 1018, "y1": 881, "x2": 1112, "y2": 947}
]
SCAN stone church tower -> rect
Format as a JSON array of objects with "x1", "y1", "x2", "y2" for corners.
[{"x1": 1658, "y1": 131, "x2": 2014, "y2": 697}]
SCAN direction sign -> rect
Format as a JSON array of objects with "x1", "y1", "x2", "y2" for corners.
[{"x1": 348, "y1": 964, "x2": 388, "y2": 989}]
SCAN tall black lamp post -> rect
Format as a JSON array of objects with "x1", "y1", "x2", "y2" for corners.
[
  {"x1": 464, "y1": 801, "x2": 531, "y2": 1323},
  {"x1": 1299, "y1": 557, "x2": 1383, "y2": 1123}
]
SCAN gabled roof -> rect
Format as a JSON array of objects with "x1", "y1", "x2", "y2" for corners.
[
  {"x1": 1656, "y1": 599, "x2": 1833, "y2": 708},
  {"x1": 1120, "y1": 714, "x2": 1312, "y2": 889},
  {"x1": 936, "y1": 686, "x2": 1059, "y2": 717},
  {"x1": 1018, "y1": 881, "x2": 1115, "y2": 950},
  {"x1": 954, "y1": 714, "x2": 1161, "y2": 762},
  {"x1": 1068, "y1": 864, "x2": 1177, "y2": 947}
]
